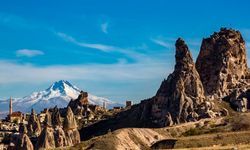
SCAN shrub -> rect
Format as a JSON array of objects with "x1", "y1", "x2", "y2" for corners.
[{"x1": 182, "y1": 128, "x2": 204, "y2": 136}]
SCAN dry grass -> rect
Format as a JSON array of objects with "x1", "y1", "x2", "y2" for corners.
[
  {"x1": 175, "y1": 144, "x2": 250, "y2": 150},
  {"x1": 175, "y1": 131, "x2": 250, "y2": 148}
]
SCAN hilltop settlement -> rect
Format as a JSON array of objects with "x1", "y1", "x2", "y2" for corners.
[{"x1": 1, "y1": 28, "x2": 250, "y2": 149}]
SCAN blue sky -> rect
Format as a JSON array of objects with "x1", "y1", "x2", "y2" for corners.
[{"x1": 0, "y1": 0, "x2": 250, "y2": 102}]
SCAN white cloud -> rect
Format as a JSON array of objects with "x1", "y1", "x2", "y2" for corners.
[
  {"x1": 0, "y1": 60, "x2": 170, "y2": 84},
  {"x1": 16, "y1": 49, "x2": 44, "y2": 57},
  {"x1": 57, "y1": 32, "x2": 118, "y2": 52},
  {"x1": 56, "y1": 32, "x2": 149, "y2": 62},
  {"x1": 101, "y1": 22, "x2": 108, "y2": 34},
  {"x1": 151, "y1": 38, "x2": 172, "y2": 49}
]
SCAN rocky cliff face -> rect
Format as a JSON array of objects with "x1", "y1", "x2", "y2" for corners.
[
  {"x1": 151, "y1": 38, "x2": 214, "y2": 126},
  {"x1": 196, "y1": 28, "x2": 250, "y2": 112},
  {"x1": 196, "y1": 28, "x2": 249, "y2": 97},
  {"x1": 27, "y1": 109, "x2": 41, "y2": 137}
]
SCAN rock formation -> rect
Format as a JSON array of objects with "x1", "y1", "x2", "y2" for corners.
[
  {"x1": 27, "y1": 109, "x2": 41, "y2": 137},
  {"x1": 13, "y1": 134, "x2": 34, "y2": 150},
  {"x1": 35, "y1": 107, "x2": 80, "y2": 149},
  {"x1": 151, "y1": 38, "x2": 214, "y2": 126},
  {"x1": 10, "y1": 123, "x2": 34, "y2": 150},
  {"x1": 68, "y1": 91, "x2": 88, "y2": 107},
  {"x1": 44, "y1": 110, "x2": 52, "y2": 127},
  {"x1": 68, "y1": 91, "x2": 88, "y2": 115},
  {"x1": 225, "y1": 88, "x2": 250, "y2": 112},
  {"x1": 36, "y1": 113, "x2": 55, "y2": 149},
  {"x1": 36, "y1": 126, "x2": 56, "y2": 149},
  {"x1": 51, "y1": 106, "x2": 62, "y2": 127},
  {"x1": 64, "y1": 107, "x2": 78, "y2": 130},
  {"x1": 63, "y1": 106, "x2": 80, "y2": 146},
  {"x1": 196, "y1": 28, "x2": 249, "y2": 97},
  {"x1": 54, "y1": 127, "x2": 68, "y2": 147},
  {"x1": 80, "y1": 38, "x2": 218, "y2": 140},
  {"x1": 196, "y1": 28, "x2": 250, "y2": 112}
]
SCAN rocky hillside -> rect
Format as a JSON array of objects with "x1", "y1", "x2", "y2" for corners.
[{"x1": 80, "y1": 28, "x2": 250, "y2": 141}]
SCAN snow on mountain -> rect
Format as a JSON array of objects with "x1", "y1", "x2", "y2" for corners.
[{"x1": 0, "y1": 80, "x2": 123, "y2": 118}]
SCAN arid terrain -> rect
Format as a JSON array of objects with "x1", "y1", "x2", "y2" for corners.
[{"x1": 67, "y1": 111, "x2": 250, "y2": 149}]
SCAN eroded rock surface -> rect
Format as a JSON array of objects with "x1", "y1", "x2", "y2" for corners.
[
  {"x1": 151, "y1": 38, "x2": 214, "y2": 126},
  {"x1": 68, "y1": 91, "x2": 88, "y2": 114},
  {"x1": 10, "y1": 123, "x2": 34, "y2": 150},
  {"x1": 36, "y1": 126, "x2": 56, "y2": 149},
  {"x1": 196, "y1": 28, "x2": 249, "y2": 97},
  {"x1": 80, "y1": 38, "x2": 218, "y2": 140},
  {"x1": 54, "y1": 127, "x2": 68, "y2": 147},
  {"x1": 11, "y1": 134, "x2": 34, "y2": 150},
  {"x1": 35, "y1": 107, "x2": 80, "y2": 149},
  {"x1": 51, "y1": 106, "x2": 62, "y2": 127},
  {"x1": 27, "y1": 109, "x2": 41, "y2": 137},
  {"x1": 64, "y1": 106, "x2": 80, "y2": 145}
]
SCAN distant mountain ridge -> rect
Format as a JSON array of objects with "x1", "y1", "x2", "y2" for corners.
[{"x1": 0, "y1": 80, "x2": 122, "y2": 118}]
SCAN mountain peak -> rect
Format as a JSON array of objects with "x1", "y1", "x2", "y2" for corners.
[
  {"x1": 47, "y1": 80, "x2": 79, "y2": 94},
  {"x1": 0, "y1": 80, "x2": 121, "y2": 118}
]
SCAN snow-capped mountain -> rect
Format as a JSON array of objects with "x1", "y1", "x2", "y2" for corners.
[{"x1": 0, "y1": 80, "x2": 123, "y2": 118}]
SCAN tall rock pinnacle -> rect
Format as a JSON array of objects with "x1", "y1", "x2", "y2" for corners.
[
  {"x1": 63, "y1": 106, "x2": 80, "y2": 145},
  {"x1": 152, "y1": 38, "x2": 212, "y2": 125},
  {"x1": 63, "y1": 106, "x2": 78, "y2": 130},
  {"x1": 27, "y1": 109, "x2": 41, "y2": 137},
  {"x1": 196, "y1": 28, "x2": 249, "y2": 97},
  {"x1": 36, "y1": 126, "x2": 56, "y2": 149}
]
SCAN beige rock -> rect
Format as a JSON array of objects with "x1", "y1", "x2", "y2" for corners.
[
  {"x1": 65, "y1": 128, "x2": 81, "y2": 146},
  {"x1": 221, "y1": 108, "x2": 229, "y2": 116},
  {"x1": 63, "y1": 106, "x2": 80, "y2": 146},
  {"x1": 36, "y1": 126, "x2": 56, "y2": 149},
  {"x1": 63, "y1": 107, "x2": 78, "y2": 130},
  {"x1": 54, "y1": 127, "x2": 68, "y2": 147},
  {"x1": 27, "y1": 109, "x2": 41, "y2": 137}
]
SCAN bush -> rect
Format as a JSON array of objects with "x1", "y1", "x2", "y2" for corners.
[{"x1": 182, "y1": 128, "x2": 204, "y2": 136}]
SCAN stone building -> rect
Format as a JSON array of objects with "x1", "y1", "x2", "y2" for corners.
[{"x1": 7, "y1": 97, "x2": 23, "y2": 123}]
